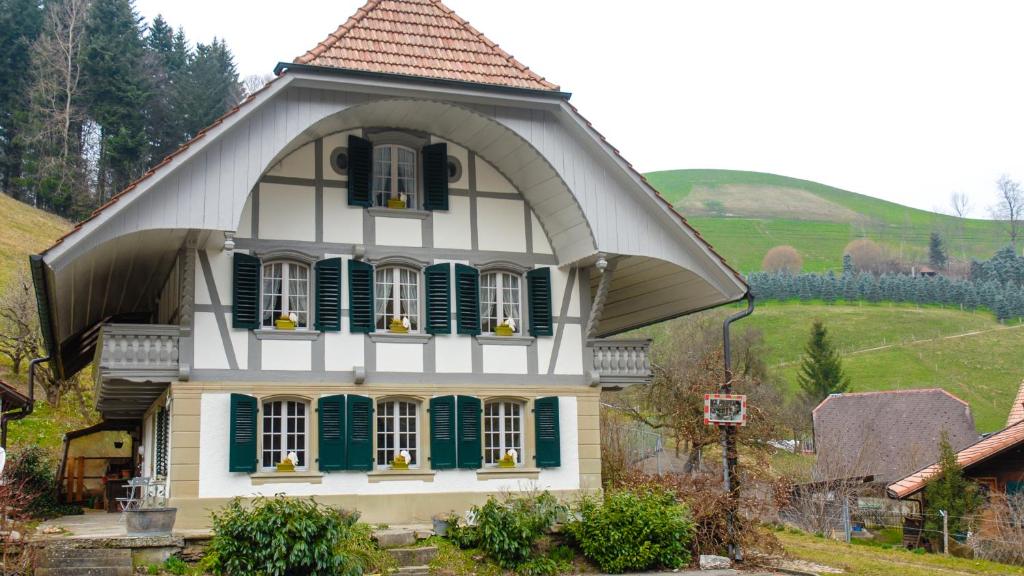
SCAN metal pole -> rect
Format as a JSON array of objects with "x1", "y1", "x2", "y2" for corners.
[
  {"x1": 720, "y1": 294, "x2": 755, "y2": 562},
  {"x1": 940, "y1": 510, "x2": 949, "y2": 554}
]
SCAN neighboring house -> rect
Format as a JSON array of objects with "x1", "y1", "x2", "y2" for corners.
[
  {"x1": 812, "y1": 389, "x2": 978, "y2": 485},
  {"x1": 0, "y1": 379, "x2": 31, "y2": 448},
  {"x1": 28, "y1": 0, "x2": 747, "y2": 528},
  {"x1": 887, "y1": 380, "x2": 1024, "y2": 502}
]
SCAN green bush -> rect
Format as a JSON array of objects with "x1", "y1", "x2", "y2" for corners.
[
  {"x1": 447, "y1": 492, "x2": 565, "y2": 571},
  {"x1": 566, "y1": 489, "x2": 694, "y2": 573},
  {"x1": 3, "y1": 445, "x2": 81, "y2": 519},
  {"x1": 207, "y1": 495, "x2": 362, "y2": 576}
]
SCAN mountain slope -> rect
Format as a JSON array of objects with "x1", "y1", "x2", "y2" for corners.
[
  {"x1": 646, "y1": 169, "x2": 1007, "y2": 272},
  {"x1": 0, "y1": 193, "x2": 71, "y2": 286}
]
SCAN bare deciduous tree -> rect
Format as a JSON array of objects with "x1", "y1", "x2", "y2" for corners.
[
  {"x1": 762, "y1": 245, "x2": 803, "y2": 274},
  {"x1": 950, "y1": 191, "x2": 972, "y2": 219},
  {"x1": 991, "y1": 174, "x2": 1024, "y2": 249},
  {"x1": 0, "y1": 271, "x2": 41, "y2": 375},
  {"x1": 844, "y1": 238, "x2": 888, "y2": 274},
  {"x1": 242, "y1": 73, "x2": 275, "y2": 98}
]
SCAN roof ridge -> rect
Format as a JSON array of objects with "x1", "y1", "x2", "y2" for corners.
[{"x1": 293, "y1": 0, "x2": 559, "y2": 91}]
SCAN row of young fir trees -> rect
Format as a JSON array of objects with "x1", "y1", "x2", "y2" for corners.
[
  {"x1": 748, "y1": 246, "x2": 1024, "y2": 323},
  {"x1": 0, "y1": 0, "x2": 244, "y2": 220}
]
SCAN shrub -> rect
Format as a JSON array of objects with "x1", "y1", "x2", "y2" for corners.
[
  {"x1": 207, "y1": 495, "x2": 361, "y2": 576},
  {"x1": 566, "y1": 489, "x2": 694, "y2": 573},
  {"x1": 762, "y1": 245, "x2": 803, "y2": 274},
  {"x1": 446, "y1": 492, "x2": 565, "y2": 571},
  {"x1": 2, "y1": 445, "x2": 81, "y2": 519}
]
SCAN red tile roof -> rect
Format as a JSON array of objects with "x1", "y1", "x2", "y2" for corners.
[
  {"x1": 1008, "y1": 380, "x2": 1024, "y2": 428},
  {"x1": 887, "y1": 419, "x2": 1024, "y2": 499},
  {"x1": 295, "y1": 0, "x2": 559, "y2": 91}
]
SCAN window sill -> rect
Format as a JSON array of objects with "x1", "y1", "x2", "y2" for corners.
[
  {"x1": 250, "y1": 471, "x2": 323, "y2": 485},
  {"x1": 367, "y1": 469, "x2": 436, "y2": 483},
  {"x1": 476, "y1": 335, "x2": 535, "y2": 346},
  {"x1": 368, "y1": 332, "x2": 432, "y2": 344},
  {"x1": 476, "y1": 467, "x2": 541, "y2": 480},
  {"x1": 254, "y1": 329, "x2": 321, "y2": 341},
  {"x1": 367, "y1": 207, "x2": 430, "y2": 220}
]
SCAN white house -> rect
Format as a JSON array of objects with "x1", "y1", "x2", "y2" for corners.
[{"x1": 31, "y1": 0, "x2": 747, "y2": 528}]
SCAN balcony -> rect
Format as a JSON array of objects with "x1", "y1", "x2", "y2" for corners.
[
  {"x1": 590, "y1": 338, "x2": 653, "y2": 386},
  {"x1": 94, "y1": 324, "x2": 183, "y2": 417}
]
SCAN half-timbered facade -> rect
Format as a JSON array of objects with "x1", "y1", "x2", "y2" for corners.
[{"x1": 31, "y1": 0, "x2": 747, "y2": 528}]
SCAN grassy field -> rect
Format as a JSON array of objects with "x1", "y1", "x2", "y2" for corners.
[
  {"x1": 0, "y1": 192, "x2": 70, "y2": 286},
  {"x1": 777, "y1": 530, "x2": 1024, "y2": 576},
  {"x1": 646, "y1": 169, "x2": 1008, "y2": 272},
  {"x1": 655, "y1": 301, "x2": 1024, "y2": 432}
]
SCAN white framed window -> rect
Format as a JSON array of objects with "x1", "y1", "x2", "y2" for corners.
[
  {"x1": 376, "y1": 399, "x2": 419, "y2": 467},
  {"x1": 262, "y1": 261, "x2": 310, "y2": 329},
  {"x1": 484, "y1": 400, "x2": 524, "y2": 466},
  {"x1": 373, "y1": 144, "x2": 417, "y2": 208},
  {"x1": 375, "y1": 266, "x2": 420, "y2": 332},
  {"x1": 480, "y1": 272, "x2": 522, "y2": 334},
  {"x1": 261, "y1": 399, "x2": 309, "y2": 470}
]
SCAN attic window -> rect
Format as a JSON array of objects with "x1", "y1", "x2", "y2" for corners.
[
  {"x1": 330, "y1": 147, "x2": 348, "y2": 175},
  {"x1": 373, "y1": 145, "x2": 417, "y2": 209}
]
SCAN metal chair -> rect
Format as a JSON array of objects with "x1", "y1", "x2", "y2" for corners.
[{"x1": 116, "y1": 476, "x2": 151, "y2": 521}]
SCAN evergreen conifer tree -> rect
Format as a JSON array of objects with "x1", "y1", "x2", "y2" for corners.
[
  {"x1": 842, "y1": 253, "x2": 854, "y2": 277},
  {"x1": 923, "y1": 433, "x2": 983, "y2": 544},
  {"x1": 0, "y1": 0, "x2": 44, "y2": 195},
  {"x1": 929, "y1": 232, "x2": 948, "y2": 269},
  {"x1": 795, "y1": 320, "x2": 850, "y2": 405}
]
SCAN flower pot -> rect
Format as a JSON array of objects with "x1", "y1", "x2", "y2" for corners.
[
  {"x1": 275, "y1": 319, "x2": 296, "y2": 330},
  {"x1": 495, "y1": 324, "x2": 514, "y2": 336},
  {"x1": 126, "y1": 508, "x2": 177, "y2": 535},
  {"x1": 498, "y1": 459, "x2": 516, "y2": 468},
  {"x1": 432, "y1": 517, "x2": 449, "y2": 537},
  {"x1": 390, "y1": 460, "x2": 409, "y2": 470},
  {"x1": 276, "y1": 461, "x2": 295, "y2": 472},
  {"x1": 389, "y1": 319, "x2": 408, "y2": 333},
  {"x1": 387, "y1": 199, "x2": 407, "y2": 209}
]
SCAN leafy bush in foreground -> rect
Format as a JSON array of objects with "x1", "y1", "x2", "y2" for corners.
[
  {"x1": 446, "y1": 491, "x2": 566, "y2": 571},
  {"x1": 3, "y1": 445, "x2": 81, "y2": 519},
  {"x1": 207, "y1": 495, "x2": 362, "y2": 576},
  {"x1": 566, "y1": 489, "x2": 694, "y2": 573}
]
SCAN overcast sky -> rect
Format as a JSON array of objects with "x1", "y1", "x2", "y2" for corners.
[{"x1": 134, "y1": 0, "x2": 1024, "y2": 217}]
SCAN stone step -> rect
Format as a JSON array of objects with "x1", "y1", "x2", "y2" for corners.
[
  {"x1": 388, "y1": 545, "x2": 438, "y2": 567},
  {"x1": 34, "y1": 568, "x2": 133, "y2": 576},
  {"x1": 372, "y1": 528, "x2": 417, "y2": 549},
  {"x1": 37, "y1": 548, "x2": 132, "y2": 567},
  {"x1": 396, "y1": 565, "x2": 430, "y2": 576}
]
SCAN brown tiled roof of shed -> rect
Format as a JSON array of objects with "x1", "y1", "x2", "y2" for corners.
[
  {"x1": 1008, "y1": 380, "x2": 1024, "y2": 428},
  {"x1": 0, "y1": 379, "x2": 30, "y2": 409},
  {"x1": 295, "y1": 0, "x2": 559, "y2": 91},
  {"x1": 888, "y1": 419, "x2": 1024, "y2": 499},
  {"x1": 812, "y1": 389, "x2": 978, "y2": 484}
]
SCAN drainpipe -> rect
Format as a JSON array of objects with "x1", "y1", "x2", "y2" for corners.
[
  {"x1": 0, "y1": 356, "x2": 49, "y2": 448},
  {"x1": 720, "y1": 294, "x2": 754, "y2": 562}
]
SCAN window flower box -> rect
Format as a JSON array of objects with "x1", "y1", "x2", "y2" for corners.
[
  {"x1": 387, "y1": 198, "x2": 407, "y2": 209},
  {"x1": 495, "y1": 323, "x2": 515, "y2": 337},
  {"x1": 276, "y1": 461, "x2": 295, "y2": 472},
  {"x1": 391, "y1": 451, "x2": 411, "y2": 470},
  {"x1": 389, "y1": 318, "x2": 409, "y2": 333}
]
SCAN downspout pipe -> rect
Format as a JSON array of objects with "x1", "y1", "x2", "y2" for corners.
[
  {"x1": 0, "y1": 356, "x2": 49, "y2": 448},
  {"x1": 720, "y1": 293, "x2": 755, "y2": 562}
]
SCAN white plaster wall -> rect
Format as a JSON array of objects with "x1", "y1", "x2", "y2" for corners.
[
  {"x1": 435, "y1": 335, "x2": 471, "y2": 373},
  {"x1": 237, "y1": 197, "x2": 253, "y2": 239},
  {"x1": 323, "y1": 189, "x2": 364, "y2": 244},
  {"x1": 196, "y1": 249, "x2": 234, "y2": 306},
  {"x1": 259, "y1": 183, "x2": 316, "y2": 242},
  {"x1": 477, "y1": 197, "x2": 526, "y2": 253},
  {"x1": 475, "y1": 156, "x2": 515, "y2": 194},
  {"x1": 325, "y1": 332, "x2": 365, "y2": 372},
  {"x1": 194, "y1": 312, "x2": 229, "y2": 369},
  {"x1": 262, "y1": 340, "x2": 313, "y2": 371},
  {"x1": 198, "y1": 393, "x2": 579, "y2": 499},
  {"x1": 536, "y1": 337, "x2": 554, "y2": 374},
  {"x1": 376, "y1": 342, "x2": 424, "y2": 373},
  {"x1": 431, "y1": 136, "x2": 469, "y2": 190},
  {"x1": 550, "y1": 266, "x2": 580, "y2": 317},
  {"x1": 375, "y1": 217, "x2": 421, "y2": 248},
  {"x1": 432, "y1": 195, "x2": 471, "y2": 249},
  {"x1": 266, "y1": 141, "x2": 314, "y2": 178},
  {"x1": 531, "y1": 212, "x2": 552, "y2": 254},
  {"x1": 482, "y1": 345, "x2": 527, "y2": 374},
  {"x1": 554, "y1": 324, "x2": 583, "y2": 375},
  {"x1": 322, "y1": 130, "x2": 362, "y2": 178}
]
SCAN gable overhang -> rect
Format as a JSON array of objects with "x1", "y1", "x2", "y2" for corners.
[{"x1": 36, "y1": 68, "x2": 745, "y2": 376}]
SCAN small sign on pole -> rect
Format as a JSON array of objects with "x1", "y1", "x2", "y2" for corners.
[{"x1": 704, "y1": 393, "x2": 747, "y2": 426}]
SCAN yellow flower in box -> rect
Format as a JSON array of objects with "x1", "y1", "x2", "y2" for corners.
[{"x1": 391, "y1": 450, "x2": 411, "y2": 470}]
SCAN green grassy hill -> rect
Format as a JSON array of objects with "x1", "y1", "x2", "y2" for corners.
[
  {"x1": 646, "y1": 169, "x2": 1008, "y2": 272},
  {"x1": 725, "y1": 301, "x2": 1021, "y2": 432}
]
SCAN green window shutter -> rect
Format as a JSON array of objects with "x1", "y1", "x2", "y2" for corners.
[
  {"x1": 232, "y1": 252, "x2": 261, "y2": 329},
  {"x1": 424, "y1": 263, "x2": 451, "y2": 335},
  {"x1": 422, "y1": 142, "x2": 449, "y2": 211},
  {"x1": 314, "y1": 258, "x2": 343, "y2": 332},
  {"x1": 527, "y1": 267, "x2": 553, "y2": 337},
  {"x1": 229, "y1": 393, "x2": 258, "y2": 472},
  {"x1": 1009, "y1": 481, "x2": 1024, "y2": 496},
  {"x1": 347, "y1": 135, "x2": 373, "y2": 207},
  {"x1": 534, "y1": 396, "x2": 560, "y2": 468},
  {"x1": 346, "y1": 394, "x2": 373, "y2": 470},
  {"x1": 348, "y1": 259, "x2": 375, "y2": 333},
  {"x1": 429, "y1": 395, "x2": 457, "y2": 470},
  {"x1": 454, "y1": 264, "x2": 480, "y2": 335},
  {"x1": 317, "y1": 395, "x2": 346, "y2": 471},
  {"x1": 456, "y1": 395, "x2": 482, "y2": 469}
]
